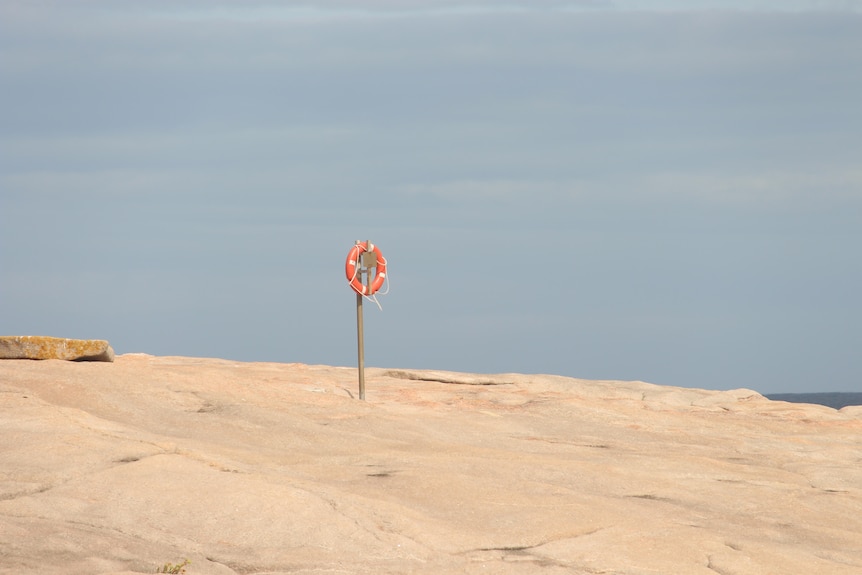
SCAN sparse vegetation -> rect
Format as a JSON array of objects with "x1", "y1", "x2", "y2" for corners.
[{"x1": 157, "y1": 559, "x2": 190, "y2": 574}]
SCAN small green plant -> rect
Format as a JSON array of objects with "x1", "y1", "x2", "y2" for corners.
[{"x1": 156, "y1": 558, "x2": 190, "y2": 574}]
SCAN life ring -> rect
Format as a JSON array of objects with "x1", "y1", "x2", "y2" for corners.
[{"x1": 345, "y1": 242, "x2": 387, "y2": 296}]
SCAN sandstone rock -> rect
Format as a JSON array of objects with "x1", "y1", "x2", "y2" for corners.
[
  {"x1": 0, "y1": 335, "x2": 115, "y2": 362},
  {"x1": 0, "y1": 356, "x2": 859, "y2": 575}
]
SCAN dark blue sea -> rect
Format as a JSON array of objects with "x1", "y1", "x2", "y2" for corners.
[{"x1": 765, "y1": 393, "x2": 862, "y2": 410}]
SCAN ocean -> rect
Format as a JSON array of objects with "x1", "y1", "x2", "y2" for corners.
[{"x1": 765, "y1": 393, "x2": 862, "y2": 410}]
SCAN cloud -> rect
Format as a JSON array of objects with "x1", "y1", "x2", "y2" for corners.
[
  {"x1": 142, "y1": 0, "x2": 862, "y2": 22},
  {"x1": 621, "y1": 169, "x2": 862, "y2": 210},
  {"x1": 396, "y1": 179, "x2": 572, "y2": 201}
]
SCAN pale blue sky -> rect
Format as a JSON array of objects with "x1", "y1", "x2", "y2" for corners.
[{"x1": 2, "y1": 0, "x2": 860, "y2": 393}]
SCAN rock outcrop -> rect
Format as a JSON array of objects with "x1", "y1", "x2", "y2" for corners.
[
  {"x1": 0, "y1": 335, "x2": 115, "y2": 362},
  {"x1": 0, "y1": 355, "x2": 859, "y2": 575}
]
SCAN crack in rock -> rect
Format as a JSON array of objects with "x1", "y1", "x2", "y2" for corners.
[
  {"x1": 383, "y1": 370, "x2": 515, "y2": 385},
  {"x1": 0, "y1": 484, "x2": 53, "y2": 502},
  {"x1": 466, "y1": 527, "x2": 609, "y2": 565},
  {"x1": 478, "y1": 545, "x2": 535, "y2": 553},
  {"x1": 707, "y1": 555, "x2": 733, "y2": 575}
]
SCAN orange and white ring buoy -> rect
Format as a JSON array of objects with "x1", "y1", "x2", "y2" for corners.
[{"x1": 345, "y1": 242, "x2": 387, "y2": 296}]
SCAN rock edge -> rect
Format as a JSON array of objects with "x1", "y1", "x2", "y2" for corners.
[{"x1": 0, "y1": 335, "x2": 115, "y2": 362}]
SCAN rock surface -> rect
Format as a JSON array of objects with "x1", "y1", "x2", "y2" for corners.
[
  {"x1": 0, "y1": 335, "x2": 115, "y2": 362},
  {"x1": 0, "y1": 355, "x2": 860, "y2": 575}
]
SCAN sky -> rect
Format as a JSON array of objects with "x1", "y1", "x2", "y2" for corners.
[{"x1": 1, "y1": 0, "x2": 861, "y2": 395}]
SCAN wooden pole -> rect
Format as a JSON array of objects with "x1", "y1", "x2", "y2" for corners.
[
  {"x1": 356, "y1": 240, "x2": 379, "y2": 401},
  {"x1": 354, "y1": 240, "x2": 379, "y2": 401},
  {"x1": 356, "y1": 244, "x2": 366, "y2": 401},
  {"x1": 356, "y1": 289, "x2": 365, "y2": 401}
]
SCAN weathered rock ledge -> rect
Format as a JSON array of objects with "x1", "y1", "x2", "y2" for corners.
[{"x1": 0, "y1": 335, "x2": 114, "y2": 362}]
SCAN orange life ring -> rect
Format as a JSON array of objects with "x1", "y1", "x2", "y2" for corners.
[{"x1": 345, "y1": 242, "x2": 387, "y2": 296}]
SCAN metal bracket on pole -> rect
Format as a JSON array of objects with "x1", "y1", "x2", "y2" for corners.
[{"x1": 361, "y1": 249, "x2": 378, "y2": 269}]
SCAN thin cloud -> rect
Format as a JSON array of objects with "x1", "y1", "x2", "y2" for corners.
[
  {"x1": 396, "y1": 179, "x2": 569, "y2": 201},
  {"x1": 136, "y1": 0, "x2": 862, "y2": 22},
  {"x1": 639, "y1": 169, "x2": 862, "y2": 207}
]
